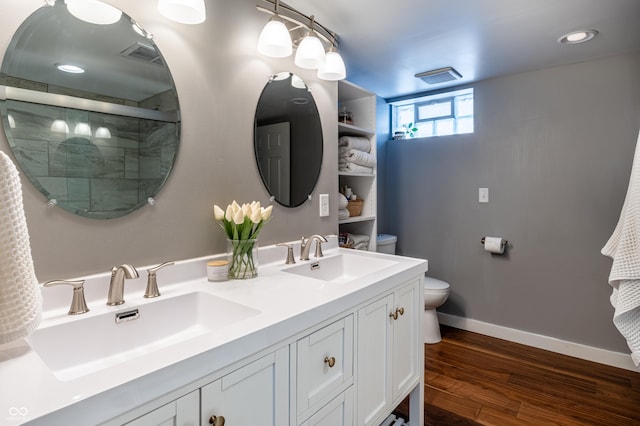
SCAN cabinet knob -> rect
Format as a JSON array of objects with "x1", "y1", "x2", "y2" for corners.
[
  {"x1": 398, "y1": 307, "x2": 405, "y2": 316},
  {"x1": 324, "y1": 356, "x2": 336, "y2": 368},
  {"x1": 209, "y1": 415, "x2": 225, "y2": 426},
  {"x1": 389, "y1": 310, "x2": 398, "y2": 320}
]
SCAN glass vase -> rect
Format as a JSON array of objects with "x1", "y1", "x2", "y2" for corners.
[{"x1": 227, "y1": 238, "x2": 258, "y2": 279}]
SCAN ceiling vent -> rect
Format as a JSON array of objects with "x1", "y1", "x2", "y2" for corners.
[
  {"x1": 415, "y1": 67, "x2": 462, "y2": 85},
  {"x1": 121, "y1": 43, "x2": 164, "y2": 66}
]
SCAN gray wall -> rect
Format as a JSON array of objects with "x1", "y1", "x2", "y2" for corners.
[
  {"x1": 384, "y1": 51, "x2": 640, "y2": 353},
  {"x1": 0, "y1": 0, "x2": 338, "y2": 280}
]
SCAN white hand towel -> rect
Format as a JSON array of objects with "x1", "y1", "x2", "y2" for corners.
[
  {"x1": 601, "y1": 129, "x2": 640, "y2": 366},
  {"x1": 338, "y1": 162, "x2": 374, "y2": 174},
  {"x1": 339, "y1": 149, "x2": 377, "y2": 168},
  {"x1": 338, "y1": 208, "x2": 350, "y2": 220},
  {"x1": 339, "y1": 136, "x2": 370, "y2": 153},
  {"x1": 0, "y1": 151, "x2": 42, "y2": 344}
]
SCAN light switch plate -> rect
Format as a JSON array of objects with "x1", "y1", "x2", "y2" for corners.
[
  {"x1": 479, "y1": 188, "x2": 489, "y2": 203},
  {"x1": 319, "y1": 194, "x2": 330, "y2": 217}
]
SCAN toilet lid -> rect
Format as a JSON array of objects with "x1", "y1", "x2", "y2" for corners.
[{"x1": 424, "y1": 276, "x2": 450, "y2": 290}]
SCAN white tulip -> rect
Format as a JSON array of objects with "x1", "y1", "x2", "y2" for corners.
[
  {"x1": 251, "y1": 201, "x2": 261, "y2": 211},
  {"x1": 233, "y1": 209, "x2": 245, "y2": 225},
  {"x1": 242, "y1": 203, "x2": 252, "y2": 217},
  {"x1": 250, "y1": 209, "x2": 262, "y2": 224},
  {"x1": 225, "y1": 205, "x2": 234, "y2": 221},
  {"x1": 231, "y1": 200, "x2": 241, "y2": 215},
  {"x1": 213, "y1": 205, "x2": 225, "y2": 221},
  {"x1": 261, "y1": 205, "x2": 273, "y2": 221}
]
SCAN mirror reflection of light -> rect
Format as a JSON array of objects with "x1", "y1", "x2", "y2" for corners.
[
  {"x1": 56, "y1": 63, "x2": 85, "y2": 74},
  {"x1": 74, "y1": 122, "x2": 92, "y2": 136},
  {"x1": 65, "y1": 0, "x2": 122, "y2": 25},
  {"x1": 291, "y1": 75, "x2": 306, "y2": 89},
  {"x1": 50, "y1": 119, "x2": 70, "y2": 133},
  {"x1": 94, "y1": 126, "x2": 111, "y2": 138},
  {"x1": 132, "y1": 21, "x2": 153, "y2": 39},
  {"x1": 7, "y1": 114, "x2": 16, "y2": 129}
]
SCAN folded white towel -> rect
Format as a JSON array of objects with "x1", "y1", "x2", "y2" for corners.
[
  {"x1": 349, "y1": 233, "x2": 370, "y2": 245},
  {"x1": 338, "y1": 162, "x2": 374, "y2": 174},
  {"x1": 338, "y1": 208, "x2": 350, "y2": 220},
  {"x1": 338, "y1": 193, "x2": 349, "y2": 209},
  {"x1": 601, "y1": 129, "x2": 640, "y2": 366},
  {"x1": 0, "y1": 151, "x2": 42, "y2": 344},
  {"x1": 339, "y1": 136, "x2": 370, "y2": 153},
  {"x1": 339, "y1": 149, "x2": 377, "y2": 168}
]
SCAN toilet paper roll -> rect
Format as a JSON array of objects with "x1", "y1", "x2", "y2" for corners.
[{"x1": 484, "y1": 236, "x2": 505, "y2": 254}]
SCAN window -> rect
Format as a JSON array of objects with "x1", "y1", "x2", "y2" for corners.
[{"x1": 390, "y1": 88, "x2": 474, "y2": 139}]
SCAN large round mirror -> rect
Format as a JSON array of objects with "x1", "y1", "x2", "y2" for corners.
[
  {"x1": 0, "y1": 0, "x2": 180, "y2": 219},
  {"x1": 254, "y1": 72, "x2": 322, "y2": 208}
]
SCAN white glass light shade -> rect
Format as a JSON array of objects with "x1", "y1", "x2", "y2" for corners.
[
  {"x1": 158, "y1": 0, "x2": 206, "y2": 25},
  {"x1": 95, "y1": 126, "x2": 111, "y2": 138},
  {"x1": 50, "y1": 119, "x2": 70, "y2": 133},
  {"x1": 295, "y1": 34, "x2": 326, "y2": 69},
  {"x1": 74, "y1": 122, "x2": 92, "y2": 136},
  {"x1": 7, "y1": 114, "x2": 16, "y2": 129},
  {"x1": 65, "y1": 0, "x2": 122, "y2": 25},
  {"x1": 317, "y1": 49, "x2": 346, "y2": 81},
  {"x1": 258, "y1": 18, "x2": 292, "y2": 58}
]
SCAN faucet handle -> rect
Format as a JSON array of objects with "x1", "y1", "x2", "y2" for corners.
[
  {"x1": 276, "y1": 243, "x2": 296, "y2": 264},
  {"x1": 314, "y1": 240, "x2": 324, "y2": 258},
  {"x1": 43, "y1": 279, "x2": 89, "y2": 315},
  {"x1": 145, "y1": 261, "x2": 175, "y2": 298}
]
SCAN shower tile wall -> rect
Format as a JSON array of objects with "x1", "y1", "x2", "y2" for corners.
[{"x1": 5, "y1": 100, "x2": 177, "y2": 214}]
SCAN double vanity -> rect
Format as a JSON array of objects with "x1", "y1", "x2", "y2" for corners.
[{"x1": 0, "y1": 237, "x2": 427, "y2": 425}]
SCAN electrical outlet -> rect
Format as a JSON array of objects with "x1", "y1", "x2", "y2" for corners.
[
  {"x1": 479, "y1": 188, "x2": 489, "y2": 203},
  {"x1": 319, "y1": 194, "x2": 330, "y2": 217}
]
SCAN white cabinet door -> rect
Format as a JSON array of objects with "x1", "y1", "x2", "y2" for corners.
[
  {"x1": 201, "y1": 347, "x2": 289, "y2": 426},
  {"x1": 300, "y1": 387, "x2": 354, "y2": 426},
  {"x1": 391, "y1": 279, "x2": 419, "y2": 400},
  {"x1": 125, "y1": 390, "x2": 199, "y2": 426},
  {"x1": 297, "y1": 315, "x2": 354, "y2": 417},
  {"x1": 356, "y1": 293, "x2": 393, "y2": 425}
]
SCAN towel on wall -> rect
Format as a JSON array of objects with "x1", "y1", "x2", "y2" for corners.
[
  {"x1": 0, "y1": 151, "x2": 42, "y2": 344},
  {"x1": 601, "y1": 129, "x2": 640, "y2": 367},
  {"x1": 339, "y1": 149, "x2": 377, "y2": 168},
  {"x1": 338, "y1": 136, "x2": 370, "y2": 153}
]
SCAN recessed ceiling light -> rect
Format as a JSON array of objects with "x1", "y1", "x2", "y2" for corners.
[
  {"x1": 558, "y1": 30, "x2": 598, "y2": 45},
  {"x1": 56, "y1": 63, "x2": 85, "y2": 74}
]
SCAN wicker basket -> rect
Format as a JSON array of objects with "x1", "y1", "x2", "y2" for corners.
[{"x1": 347, "y1": 199, "x2": 364, "y2": 217}]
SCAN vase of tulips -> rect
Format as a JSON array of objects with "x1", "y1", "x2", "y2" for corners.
[{"x1": 214, "y1": 201, "x2": 272, "y2": 279}]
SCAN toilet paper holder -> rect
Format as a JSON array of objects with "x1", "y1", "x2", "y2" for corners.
[{"x1": 480, "y1": 237, "x2": 508, "y2": 248}]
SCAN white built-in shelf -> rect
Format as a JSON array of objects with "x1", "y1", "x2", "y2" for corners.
[
  {"x1": 338, "y1": 122, "x2": 375, "y2": 137},
  {"x1": 339, "y1": 215, "x2": 376, "y2": 225},
  {"x1": 338, "y1": 171, "x2": 376, "y2": 177}
]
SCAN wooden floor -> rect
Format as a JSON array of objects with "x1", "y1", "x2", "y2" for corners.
[{"x1": 396, "y1": 326, "x2": 640, "y2": 425}]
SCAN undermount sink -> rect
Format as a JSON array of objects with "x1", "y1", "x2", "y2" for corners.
[
  {"x1": 27, "y1": 292, "x2": 260, "y2": 381},
  {"x1": 283, "y1": 252, "x2": 398, "y2": 284}
]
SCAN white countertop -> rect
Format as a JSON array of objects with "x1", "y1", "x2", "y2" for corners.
[{"x1": 0, "y1": 238, "x2": 427, "y2": 425}]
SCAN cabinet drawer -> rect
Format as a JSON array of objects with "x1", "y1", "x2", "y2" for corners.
[{"x1": 296, "y1": 315, "x2": 354, "y2": 416}]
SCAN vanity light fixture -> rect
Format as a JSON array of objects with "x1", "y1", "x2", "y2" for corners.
[
  {"x1": 158, "y1": 0, "x2": 206, "y2": 25},
  {"x1": 256, "y1": 0, "x2": 346, "y2": 80},
  {"x1": 257, "y1": 0, "x2": 292, "y2": 58},
  {"x1": 94, "y1": 126, "x2": 112, "y2": 138},
  {"x1": 56, "y1": 63, "x2": 85, "y2": 74},
  {"x1": 50, "y1": 119, "x2": 70, "y2": 133},
  {"x1": 74, "y1": 122, "x2": 92, "y2": 136},
  {"x1": 558, "y1": 29, "x2": 598, "y2": 45},
  {"x1": 64, "y1": 0, "x2": 122, "y2": 25},
  {"x1": 294, "y1": 16, "x2": 325, "y2": 69},
  {"x1": 317, "y1": 42, "x2": 346, "y2": 81}
]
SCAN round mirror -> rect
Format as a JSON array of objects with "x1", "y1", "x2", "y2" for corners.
[
  {"x1": 254, "y1": 72, "x2": 323, "y2": 208},
  {"x1": 0, "y1": 1, "x2": 180, "y2": 219}
]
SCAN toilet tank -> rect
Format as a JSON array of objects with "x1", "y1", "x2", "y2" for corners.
[{"x1": 376, "y1": 234, "x2": 397, "y2": 255}]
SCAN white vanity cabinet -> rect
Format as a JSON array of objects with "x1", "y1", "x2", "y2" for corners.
[
  {"x1": 124, "y1": 390, "x2": 199, "y2": 426},
  {"x1": 356, "y1": 278, "x2": 422, "y2": 426},
  {"x1": 294, "y1": 315, "x2": 354, "y2": 425},
  {"x1": 200, "y1": 347, "x2": 289, "y2": 426}
]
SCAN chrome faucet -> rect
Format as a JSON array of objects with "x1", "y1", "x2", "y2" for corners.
[
  {"x1": 300, "y1": 235, "x2": 328, "y2": 261},
  {"x1": 107, "y1": 264, "x2": 139, "y2": 305}
]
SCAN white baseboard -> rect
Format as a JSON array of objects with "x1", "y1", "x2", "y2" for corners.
[{"x1": 438, "y1": 313, "x2": 638, "y2": 372}]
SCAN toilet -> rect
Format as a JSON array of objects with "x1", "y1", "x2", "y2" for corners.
[
  {"x1": 423, "y1": 277, "x2": 450, "y2": 344},
  {"x1": 375, "y1": 235, "x2": 450, "y2": 344}
]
